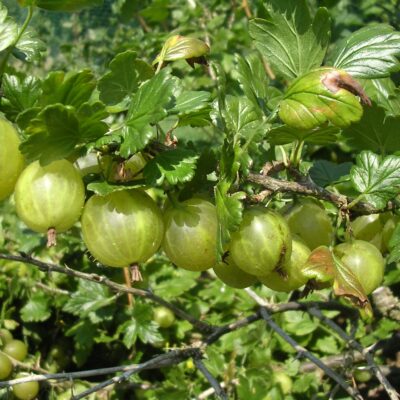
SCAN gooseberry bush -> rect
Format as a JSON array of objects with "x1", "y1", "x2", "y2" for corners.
[{"x1": 0, "y1": 0, "x2": 400, "y2": 399}]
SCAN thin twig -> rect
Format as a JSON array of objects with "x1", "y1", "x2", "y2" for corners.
[
  {"x1": 308, "y1": 307, "x2": 400, "y2": 400},
  {"x1": 0, "y1": 253, "x2": 213, "y2": 334},
  {"x1": 247, "y1": 172, "x2": 388, "y2": 215},
  {"x1": 259, "y1": 307, "x2": 363, "y2": 400},
  {"x1": 193, "y1": 357, "x2": 228, "y2": 400}
]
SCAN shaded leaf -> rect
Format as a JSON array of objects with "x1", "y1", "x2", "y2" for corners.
[
  {"x1": 309, "y1": 160, "x2": 352, "y2": 187},
  {"x1": 39, "y1": 70, "x2": 96, "y2": 109},
  {"x1": 236, "y1": 53, "x2": 269, "y2": 115},
  {"x1": 98, "y1": 51, "x2": 154, "y2": 105},
  {"x1": 331, "y1": 24, "x2": 400, "y2": 78},
  {"x1": 350, "y1": 151, "x2": 400, "y2": 209},
  {"x1": 143, "y1": 148, "x2": 199, "y2": 186},
  {"x1": 65, "y1": 320, "x2": 95, "y2": 367},
  {"x1": 387, "y1": 222, "x2": 400, "y2": 263},
  {"x1": 269, "y1": 125, "x2": 340, "y2": 145},
  {"x1": 76, "y1": 101, "x2": 108, "y2": 141},
  {"x1": 34, "y1": 0, "x2": 103, "y2": 12},
  {"x1": 342, "y1": 104, "x2": 400, "y2": 154},
  {"x1": 20, "y1": 104, "x2": 80, "y2": 164},
  {"x1": 249, "y1": 0, "x2": 330, "y2": 80}
]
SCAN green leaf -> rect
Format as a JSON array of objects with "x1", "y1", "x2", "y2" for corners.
[
  {"x1": 249, "y1": 0, "x2": 330, "y2": 80},
  {"x1": 215, "y1": 188, "x2": 245, "y2": 258},
  {"x1": 143, "y1": 148, "x2": 199, "y2": 186},
  {"x1": 351, "y1": 151, "x2": 400, "y2": 209},
  {"x1": 283, "y1": 311, "x2": 318, "y2": 336},
  {"x1": 314, "y1": 335, "x2": 339, "y2": 355},
  {"x1": 119, "y1": 69, "x2": 177, "y2": 157},
  {"x1": 14, "y1": 28, "x2": 45, "y2": 62},
  {"x1": 342, "y1": 104, "x2": 400, "y2": 154},
  {"x1": 2, "y1": 74, "x2": 41, "y2": 118},
  {"x1": 119, "y1": 303, "x2": 162, "y2": 348},
  {"x1": 361, "y1": 78, "x2": 400, "y2": 116},
  {"x1": 331, "y1": 24, "x2": 400, "y2": 78},
  {"x1": 177, "y1": 108, "x2": 212, "y2": 127},
  {"x1": 65, "y1": 320, "x2": 95, "y2": 367},
  {"x1": 155, "y1": 269, "x2": 200, "y2": 299},
  {"x1": 236, "y1": 53, "x2": 270, "y2": 116},
  {"x1": 171, "y1": 91, "x2": 211, "y2": 115},
  {"x1": 388, "y1": 223, "x2": 400, "y2": 263},
  {"x1": 309, "y1": 160, "x2": 352, "y2": 187},
  {"x1": 63, "y1": 280, "x2": 112, "y2": 317},
  {"x1": 20, "y1": 292, "x2": 51, "y2": 322},
  {"x1": 76, "y1": 101, "x2": 108, "y2": 141},
  {"x1": 279, "y1": 68, "x2": 363, "y2": 130},
  {"x1": 268, "y1": 125, "x2": 340, "y2": 145},
  {"x1": 34, "y1": 0, "x2": 103, "y2": 12},
  {"x1": 0, "y1": 4, "x2": 17, "y2": 52},
  {"x1": 20, "y1": 104, "x2": 80, "y2": 164},
  {"x1": 223, "y1": 96, "x2": 264, "y2": 142},
  {"x1": 39, "y1": 70, "x2": 96, "y2": 109},
  {"x1": 87, "y1": 181, "x2": 144, "y2": 196},
  {"x1": 98, "y1": 51, "x2": 154, "y2": 105}
]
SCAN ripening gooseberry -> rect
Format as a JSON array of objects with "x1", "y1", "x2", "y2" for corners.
[
  {"x1": 14, "y1": 160, "x2": 85, "y2": 246},
  {"x1": 0, "y1": 118, "x2": 24, "y2": 201},
  {"x1": 81, "y1": 190, "x2": 164, "y2": 271}
]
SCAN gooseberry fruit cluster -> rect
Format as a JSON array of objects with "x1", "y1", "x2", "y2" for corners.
[
  {"x1": 0, "y1": 116, "x2": 391, "y2": 306},
  {"x1": 0, "y1": 329, "x2": 39, "y2": 400}
]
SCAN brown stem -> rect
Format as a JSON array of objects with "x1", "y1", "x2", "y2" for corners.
[
  {"x1": 123, "y1": 267, "x2": 134, "y2": 307},
  {"x1": 247, "y1": 172, "x2": 391, "y2": 215},
  {"x1": 242, "y1": 0, "x2": 252, "y2": 18},
  {"x1": 46, "y1": 228, "x2": 57, "y2": 248}
]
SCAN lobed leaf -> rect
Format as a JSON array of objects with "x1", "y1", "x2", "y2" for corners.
[
  {"x1": 98, "y1": 51, "x2": 154, "y2": 105},
  {"x1": 331, "y1": 24, "x2": 400, "y2": 78},
  {"x1": 143, "y1": 148, "x2": 199, "y2": 186},
  {"x1": 350, "y1": 151, "x2": 400, "y2": 209},
  {"x1": 236, "y1": 53, "x2": 269, "y2": 116},
  {"x1": 20, "y1": 292, "x2": 52, "y2": 322},
  {"x1": 309, "y1": 160, "x2": 352, "y2": 187},
  {"x1": 249, "y1": 0, "x2": 330, "y2": 80},
  {"x1": 39, "y1": 70, "x2": 97, "y2": 109},
  {"x1": 342, "y1": 104, "x2": 400, "y2": 154},
  {"x1": 0, "y1": 3, "x2": 17, "y2": 52},
  {"x1": 119, "y1": 69, "x2": 177, "y2": 157}
]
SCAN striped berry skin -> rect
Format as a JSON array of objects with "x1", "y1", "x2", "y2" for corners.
[
  {"x1": 14, "y1": 160, "x2": 85, "y2": 234},
  {"x1": 230, "y1": 208, "x2": 292, "y2": 277},
  {"x1": 162, "y1": 198, "x2": 218, "y2": 272},
  {"x1": 0, "y1": 119, "x2": 24, "y2": 201},
  {"x1": 81, "y1": 190, "x2": 164, "y2": 268}
]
